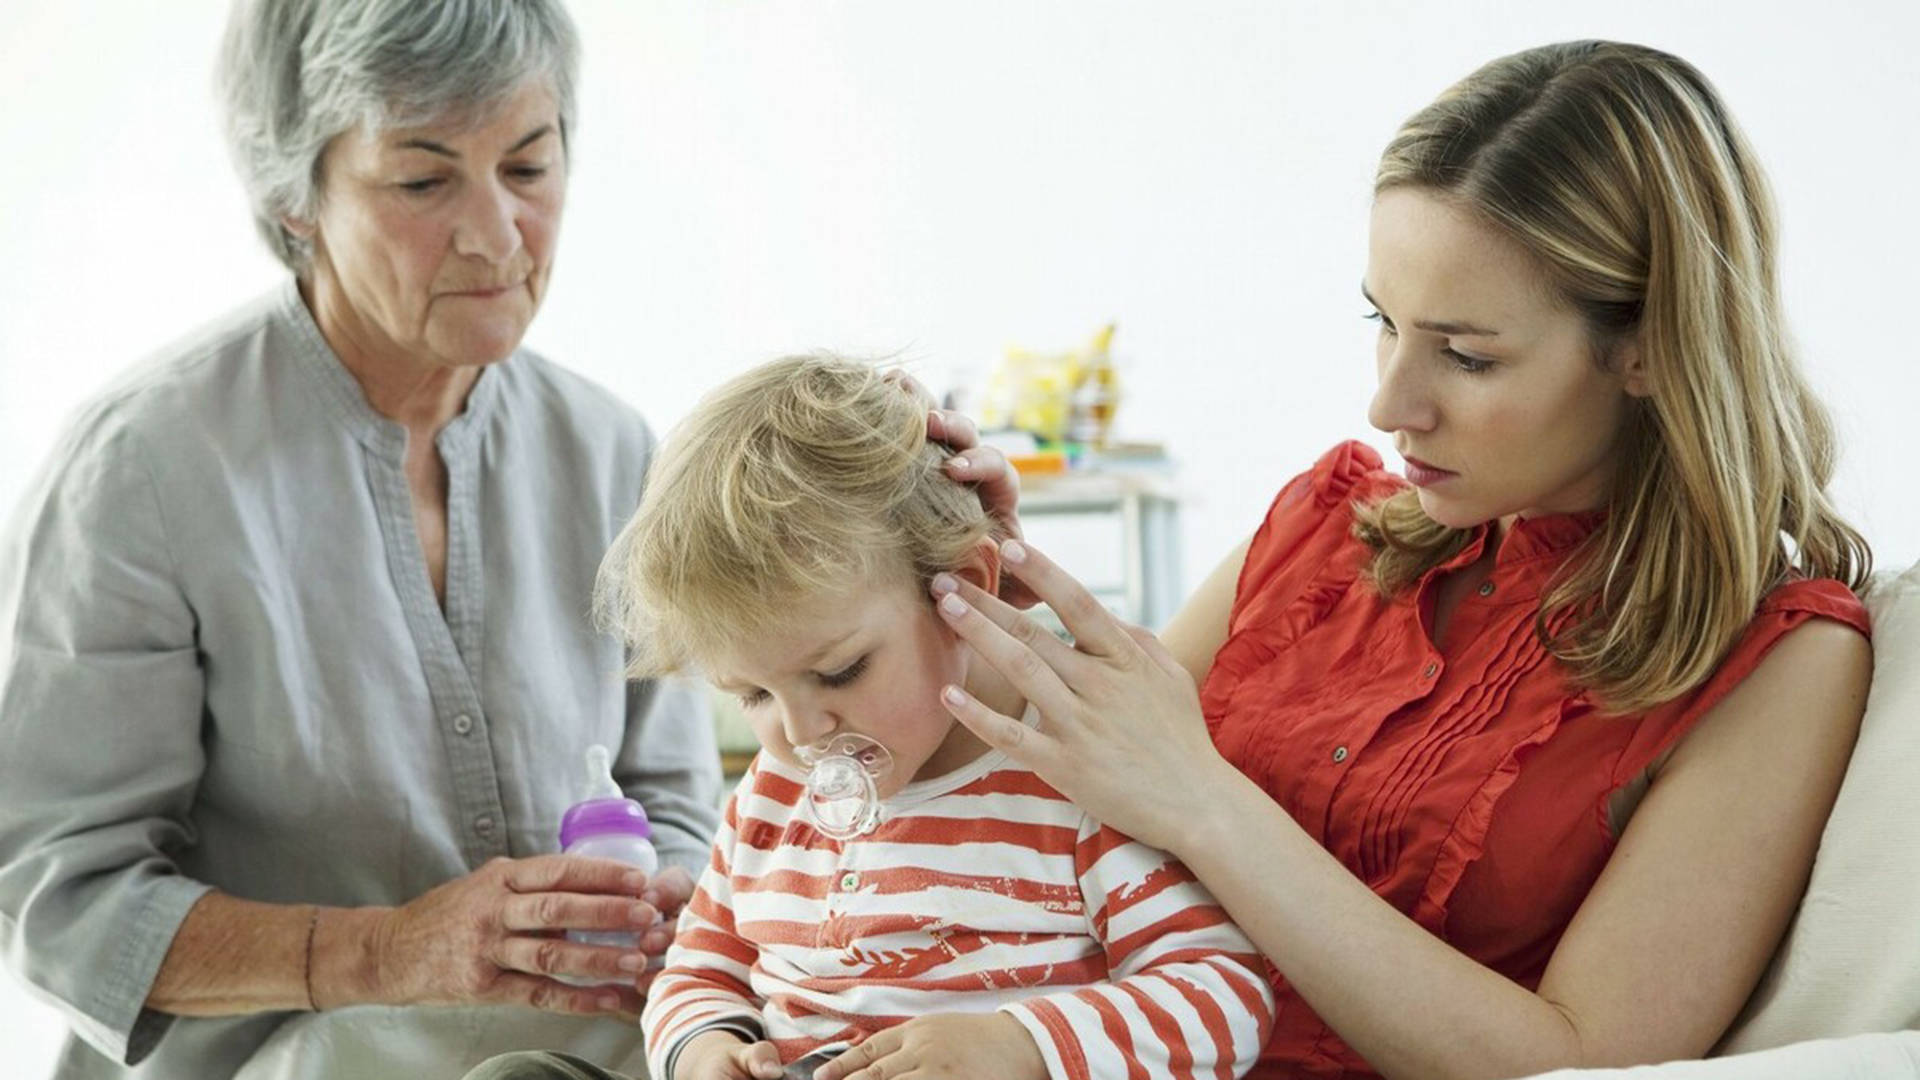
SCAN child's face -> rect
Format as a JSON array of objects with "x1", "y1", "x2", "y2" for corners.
[{"x1": 705, "y1": 577, "x2": 984, "y2": 797}]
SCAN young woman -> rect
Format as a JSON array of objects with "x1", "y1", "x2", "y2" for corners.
[{"x1": 919, "y1": 40, "x2": 1874, "y2": 1080}]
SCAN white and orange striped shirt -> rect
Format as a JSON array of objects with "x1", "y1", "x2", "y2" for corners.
[{"x1": 641, "y1": 741, "x2": 1275, "y2": 1080}]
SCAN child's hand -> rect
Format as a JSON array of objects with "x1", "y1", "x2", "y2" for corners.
[
  {"x1": 676, "y1": 1030, "x2": 785, "y2": 1080},
  {"x1": 812, "y1": 1012, "x2": 1047, "y2": 1080}
]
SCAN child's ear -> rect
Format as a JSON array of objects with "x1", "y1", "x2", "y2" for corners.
[{"x1": 948, "y1": 538, "x2": 1002, "y2": 598}]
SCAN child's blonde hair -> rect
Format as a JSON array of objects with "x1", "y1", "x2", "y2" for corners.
[{"x1": 597, "y1": 354, "x2": 1000, "y2": 677}]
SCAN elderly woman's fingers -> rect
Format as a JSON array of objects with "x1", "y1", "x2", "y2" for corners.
[
  {"x1": 994, "y1": 540, "x2": 1136, "y2": 659},
  {"x1": 489, "y1": 934, "x2": 647, "y2": 983},
  {"x1": 491, "y1": 972, "x2": 629, "y2": 1018},
  {"x1": 498, "y1": 892, "x2": 656, "y2": 934},
  {"x1": 502, "y1": 854, "x2": 648, "y2": 897}
]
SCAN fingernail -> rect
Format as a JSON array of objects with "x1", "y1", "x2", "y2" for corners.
[
  {"x1": 1001, "y1": 539, "x2": 1027, "y2": 563},
  {"x1": 946, "y1": 455, "x2": 968, "y2": 470},
  {"x1": 631, "y1": 903, "x2": 654, "y2": 924},
  {"x1": 930, "y1": 572, "x2": 959, "y2": 595},
  {"x1": 598, "y1": 994, "x2": 619, "y2": 1011},
  {"x1": 939, "y1": 592, "x2": 967, "y2": 617},
  {"x1": 640, "y1": 890, "x2": 660, "y2": 907},
  {"x1": 943, "y1": 685, "x2": 967, "y2": 706},
  {"x1": 618, "y1": 952, "x2": 645, "y2": 972},
  {"x1": 626, "y1": 871, "x2": 650, "y2": 891}
]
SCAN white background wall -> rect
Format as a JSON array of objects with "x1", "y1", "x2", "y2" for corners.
[{"x1": 3, "y1": 1, "x2": 1916, "y2": 1071}]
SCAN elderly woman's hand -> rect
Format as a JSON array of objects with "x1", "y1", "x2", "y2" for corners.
[
  {"x1": 354, "y1": 854, "x2": 682, "y2": 1018},
  {"x1": 928, "y1": 540, "x2": 1235, "y2": 853}
]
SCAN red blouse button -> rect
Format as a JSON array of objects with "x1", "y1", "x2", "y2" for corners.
[{"x1": 1423, "y1": 661, "x2": 1439, "y2": 678}]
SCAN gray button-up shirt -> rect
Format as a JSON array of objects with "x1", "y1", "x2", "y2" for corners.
[{"x1": 0, "y1": 282, "x2": 722, "y2": 1078}]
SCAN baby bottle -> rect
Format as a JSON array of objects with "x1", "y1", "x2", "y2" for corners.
[{"x1": 559, "y1": 745, "x2": 659, "y2": 981}]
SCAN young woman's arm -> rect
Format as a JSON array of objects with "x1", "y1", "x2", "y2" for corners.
[
  {"x1": 933, "y1": 542, "x2": 1871, "y2": 1080},
  {"x1": 1176, "y1": 619, "x2": 1868, "y2": 1079},
  {"x1": 1157, "y1": 536, "x2": 1252, "y2": 686}
]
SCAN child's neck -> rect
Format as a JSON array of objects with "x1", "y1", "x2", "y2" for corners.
[{"x1": 912, "y1": 665, "x2": 1028, "y2": 782}]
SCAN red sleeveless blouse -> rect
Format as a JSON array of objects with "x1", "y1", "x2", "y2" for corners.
[{"x1": 1199, "y1": 442, "x2": 1869, "y2": 1079}]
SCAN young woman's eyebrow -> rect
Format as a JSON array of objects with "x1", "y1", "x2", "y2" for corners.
[{"x1": 1360, "y1": 282, "x2": 1502, "y2": 337}]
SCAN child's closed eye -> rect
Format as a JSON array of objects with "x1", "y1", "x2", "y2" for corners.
[{"x1": 818, "y1": 656, "x2": 870, "y2": 689}]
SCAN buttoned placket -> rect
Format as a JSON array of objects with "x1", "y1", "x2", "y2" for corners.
[
  {"x1": 360, "y1": 396, "x2": 512, "y2": 869},
  {"x1": 282, "y1": 285, "x2": 514, "y2": 869}
]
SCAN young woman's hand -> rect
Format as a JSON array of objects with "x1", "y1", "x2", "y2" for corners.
[
  {"x1": 881, "y1": 369, "x2": 1036, "y2": 609},
  {"x1": 930, "y1": 539, "x2": 1236, "y2": 854},
  {"x1": 675, "y1": 1031, "x2": 785, "y2": 1080},
  {"x1": 812, "y1": 1013, "x2": 1047, "y2": 1080}
]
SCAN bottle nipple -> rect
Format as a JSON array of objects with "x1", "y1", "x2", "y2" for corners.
[{"x1": 794, "y1": 733, "x2": 894, "y2": 840}]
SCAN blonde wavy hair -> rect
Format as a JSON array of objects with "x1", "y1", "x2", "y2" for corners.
[
  {"x1": 596, "y1": 354, "x2": 1001, "y2": 677},
  {"x1": 1356, "y1": 40, "x2": 1870, "y2": 714}
]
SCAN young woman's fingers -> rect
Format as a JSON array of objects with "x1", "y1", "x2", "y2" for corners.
[
  {"x1": 932, "y1": 589, "x2": 1078, "y2": 718},
  {"x1": 939, "y1": 683, "x2": 1062, "y2": 772},
  {"x1": 995, "y1": 540, "x2": 1135, "y2": 658},
  {"x1": 930, "y1": 572, "x2": 1078, "y2": 673},
  {"x1": 926, "y1": 407, "x2": 977, "y2": 450},
  {"x1": 1124, "y1": 621, "x2": 1193, "y2": 682}
]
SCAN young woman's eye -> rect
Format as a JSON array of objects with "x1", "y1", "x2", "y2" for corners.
[
  {"x1": 508, "y1": 164, "x2": 549, "y2": 182},
  {"x1": 819, "y1": 656, "x2": 870, "y2": 689},
  {"x1": 737, "y1": 688, "x2": 770, "y2": 708},
  {"x1": 1364, "y1": 311, "x2": 1398, "y2": 336},
  {"x1": 1444, "y1": 347, "x2": 1495, "y2": 374}
]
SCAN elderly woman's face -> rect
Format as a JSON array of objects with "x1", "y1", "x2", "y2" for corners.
[{"x1": 303, "y1": 81, "x2": 565, "y2": 369}]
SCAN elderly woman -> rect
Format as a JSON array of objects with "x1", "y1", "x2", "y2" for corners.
[{"x1": 0, "y1": 2, "x2": 720, "y2": 1078}]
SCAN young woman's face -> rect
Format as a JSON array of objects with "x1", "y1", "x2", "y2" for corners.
[
  {"x1": 1364, "y1": 187, "x2": 1646, "y2": 529},
  {"x1": 299, "y1": 79, "x2": 566, "y2": 369},
  {"x1": 705, "y1": 579, "x2": 983, "y2": 798}
]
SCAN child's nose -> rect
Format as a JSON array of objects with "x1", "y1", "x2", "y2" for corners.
[{"x1": 781, "y1": 703, "x2": 838, "y2": 748}]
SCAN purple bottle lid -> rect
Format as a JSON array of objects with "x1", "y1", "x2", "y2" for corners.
[{"x1": 560, "y1": 797, "x2": 654, "y2": 849}]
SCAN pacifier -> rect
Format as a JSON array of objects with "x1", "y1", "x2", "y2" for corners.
[{"x1": 794, "y1": 733, "x2": 894, "y2": 840}]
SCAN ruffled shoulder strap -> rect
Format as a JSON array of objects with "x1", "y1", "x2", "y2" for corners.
[
  {"x1": 1611, "y1": 577, "x2": 1871, "y2": 788},
  {"x1": 1228, "y1": 440, "x2": 1400, "y2": 637}
]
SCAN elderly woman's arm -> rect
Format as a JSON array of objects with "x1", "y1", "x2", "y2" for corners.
[{"x1": 148, "y1": 855, "x2": 657, "y2": 1017}]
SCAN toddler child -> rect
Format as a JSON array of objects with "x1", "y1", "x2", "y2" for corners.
[{"x1": 598, "y1": 355, "x2": 1274, "y2": 1080}]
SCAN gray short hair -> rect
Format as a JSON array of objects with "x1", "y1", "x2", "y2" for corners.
[{"x1": 217, "y1": 0, "x2": 580, "y2": 274}]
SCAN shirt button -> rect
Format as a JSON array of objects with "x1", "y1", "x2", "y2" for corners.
[
  {"x1": 452, "y1": 714, "x2": 474, "y2": 735},
  {"x1": 1478, "y1": 581, "x2": 1495, "y2": 597},
  {"x1": 1331, "y1": 746, "x2": 1349, "y2": 764},
  {"x1": 474, "y1": 815, "x2": 495, "y2": 837},
  {"x1": 840, "y1": 871, "x2": 859, "y2": 892},
  {"x1": 1423, "y1": 661, "x2": 1439, "y2": 679}
]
